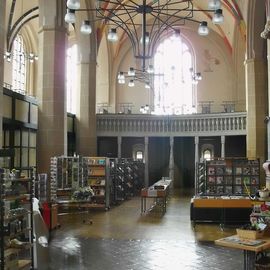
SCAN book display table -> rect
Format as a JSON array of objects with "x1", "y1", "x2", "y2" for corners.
[
  {"x1": 215, "y1": 235, "x2": 270, "y2": 270},
  {"x1": 141, "y1": 179, "x2": 171, "y2": 215}
]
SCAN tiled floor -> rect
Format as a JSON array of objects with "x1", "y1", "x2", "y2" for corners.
[{"x1": 48, "y1": 191, "x2": 243, "y2": 269}]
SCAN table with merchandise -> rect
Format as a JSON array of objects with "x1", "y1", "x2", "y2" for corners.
[
  {"x1": 215, "y1": 235, "x2": 270, "y2": 270},
  {"x1": 141, "y1": 179, "x2": 171, "y2": 214}
]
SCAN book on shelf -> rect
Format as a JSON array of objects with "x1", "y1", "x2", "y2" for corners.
[
  {"x1": 234, "y1": 186, "x2": 242, "y2": 194},
  {"x1": 251, "y1": 177, "x2": 259, "y2": 185},
  {"x1": 208, "y1": 186, "x2": 216, "y2": 194},
  {"x1": 216, "y1": 176, "x2": 224, "y2": 185},
  {"x1": 234, "y1": 177, "x2": 242, "y2": 185},
  {"x1": 251, "y1": 167, "x2": 259, "y2": 175},
  {"x1": 243, "y1": 176, "x2": 250, "y2": 185},
  {"x1": 208, "y1": 167, "x2": 215, "y2": 175},
  {"x1": 216, "y1": 167, "x2": 224, "y2": 175},
  {"x1": 225, "y1": 186, "x2": 233, "y2": 194},
  {"x1": 216, "y1": 186, "x2": 224, "y2": 194},
  {"x1": 243, "y1": 167, "x2": 251, "y2": 175},
  {"x1": 235, "y1": 167, "x2": 242, "y2": 175},
  {"x1": 225, "y1": 176, "x2": 233, "y2": 185},
  {"x1": 225, "y1": 167, "x2": 232, "y2": 175},
  {"x1": 207, "y1": 176, "x2": 215, "y2": 184}
]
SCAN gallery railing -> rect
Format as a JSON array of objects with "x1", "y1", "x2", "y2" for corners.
[{"x1": 96, "y1": 112, "x2": 247, "y2": 137}]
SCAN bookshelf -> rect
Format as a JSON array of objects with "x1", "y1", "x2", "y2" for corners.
[
  {"x1": 82, "y1": 157, "x2": 110, "y2": 210},
  {"x1": 196, "y1": 158, "x2": 260, "y2": 196}
]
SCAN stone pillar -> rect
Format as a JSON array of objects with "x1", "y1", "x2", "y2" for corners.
[
  {"x1": 245, "y1": 58, "x2": 267, "y2": 162},
  {"x1": 267, "y1": 40, "x2": 270, "y2": 161},
  {"x1": 169, "y1": 136, "x2": 174, "y2": 185},
  {"x1": 37, "y1": 0, "x2": 67, "y2": 173},
  {"x1": 117, "y1": 136, "x2": 122, "y2": 158},
  {"x1": 76, "y1": 60, "x2": 97, "y2": 155},
  {"x1": 144, "y1": 136, "x2": 149, "y2": 187},
  {"x1": 194, "y1": 136, "x2": 199, "y2": 194},
  {"x1": 262, "y1": 0, "x2": 270, "y2": 185},
  {"x1": 0, "y1": 1, "x2": 6, "y2": 148},
  {"x1": 75, "y1": 12, "x2": 97, "y2": 156},
  {"x1": 221, "y1": 135, "x2": 225, "y2": 158}
]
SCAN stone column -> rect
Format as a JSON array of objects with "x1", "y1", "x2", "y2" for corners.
[
  {"x1": 37, "y1": 0, "x2": 67, "y2": 173},
  {"x1": 221, "y1": 135, "x2": 225, "y2": 158},
  {"x1": 245, "y1": 58, "x2": 267, "y2": 162},
  {"x1": 117, "y1": 136, "x2": 122, "y2": 158},
  {"x1": 144, "y1": 136, "x2": 149, "y2": 187},
  {"x1": 75, "y1": 13, "x2": 97, "y2": 156},
  {"x1": 261, "y1": 0, "x2": 270, "y2": 186},
  {"x1": 76, "y1": 60, "x2": 97, "y2": 155},
  {"x1": 169, "y1": 136, "x2": 174, "y2": 185},
  {"x1": 194, "y1": 136, "x2": 199, "y2": 194},
  {"x1": 0, "y1": 1, "x2": 6, "y2": 148}
]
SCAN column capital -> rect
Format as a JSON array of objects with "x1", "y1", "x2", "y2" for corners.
[
  {"x1": 144, "y1": 136, "x2": 149, "y2": 145},
  {"x1": 221, "y1": 135, "x2": 225, "y2": 144},
  {"x1": 170, "y1": 136, "x2": 174, "y2": 146}
]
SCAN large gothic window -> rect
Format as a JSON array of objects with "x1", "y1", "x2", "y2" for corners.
[
  {"x1": 153, "y1": 35, "x2": 196, "y2": 115},
  {"x1": 66, "y1": 44, "x2": 78, "y2": 114},
  {"x1": 12, "y1": 35, "x2": 26, "y2": 94}
]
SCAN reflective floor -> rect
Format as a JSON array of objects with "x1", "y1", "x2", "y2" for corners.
[{"x1": 48, "y1": 190, "x2": 243, "y2": 269}]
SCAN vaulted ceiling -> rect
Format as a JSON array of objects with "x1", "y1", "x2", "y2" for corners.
[{"x1": 5, "y1": 0, "x2": 247, "y2": 55}]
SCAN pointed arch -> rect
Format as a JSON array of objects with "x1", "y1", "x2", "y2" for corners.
[
  {"x1": 12, "y1": 34, "x2": 26, "y2": 94},
  {"x1": 153, "y1": 34, "x2": 197, "y2": 115}
]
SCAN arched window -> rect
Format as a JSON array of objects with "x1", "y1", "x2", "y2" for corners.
[
  {"x1": 132, "y1": 144, "x2": 144, "y2": 161},
  {"x1": 203, "y1": 149, "x2": 212, "y2": 161},
  {"x1": 153, "y1": 35, "x2": 196, "y2": 115},
  {"x1": 136, "y1": 151, "x2": 143, "y2": 160},
  {"x1": 12, "y1": 35, "x2": 26, "y2": 94},
  {"x1": 66, "y1": 44, "x2": 78, "y2": 114},
  {"x1": 201, "y1": 144, "x2": 214, "y2": 162}
]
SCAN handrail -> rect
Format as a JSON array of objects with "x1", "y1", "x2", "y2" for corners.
[{"x1": 96, "y1": 112, "x2": 247, "y2": 137}]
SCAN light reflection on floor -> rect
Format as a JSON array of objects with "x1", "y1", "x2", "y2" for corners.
[{"x1": 48, "y1": 192, "x2": 243, "y2": 270}]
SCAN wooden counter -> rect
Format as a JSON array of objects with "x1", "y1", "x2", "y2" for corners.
[
  {"x1": 191, "y1": 197, "x2": 253, "y2": 226},
  {"x1": 193, "y1": 198, "x2": 253, "y2": 208}
]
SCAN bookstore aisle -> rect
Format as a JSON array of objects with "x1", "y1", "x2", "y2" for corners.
[{"x1": 47, "y1": 189, "x2": 243, "y2": 270}]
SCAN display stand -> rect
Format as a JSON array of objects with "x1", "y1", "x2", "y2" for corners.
[
  {"x1": 110, "y1": 158, "x2": 145, "y2": 204},
  {"x1": 196, "y1": 158, "x2": 260, "y2": 196},
  {"x1": 191, "y1": 158, "x2": 260, "y2": 227},
  {"x1": 82, "y1": 157, "x2": 110, "y2": 210},
  {"x1": 0, "y1": 154, "x2": 34, "y2": 270},
  {"x1": 50, "y1": 156, "x2": 111, "y2": 211}
]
